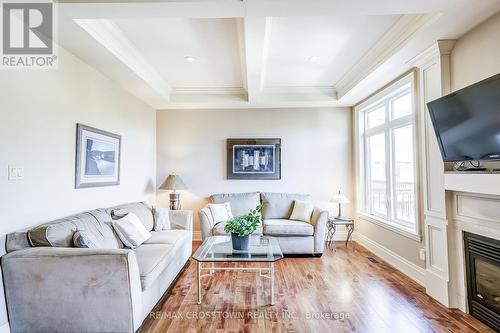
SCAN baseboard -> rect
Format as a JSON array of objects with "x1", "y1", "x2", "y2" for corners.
[
  {"x1": 193, "y1": 230, "x2": 202, "y2": 241},
  {"x1": 355, "y1": 232, "x2": 426, "y2": 286},
  {"x1": 0, "y1": 322, "x2": 10, "y2": 333}
]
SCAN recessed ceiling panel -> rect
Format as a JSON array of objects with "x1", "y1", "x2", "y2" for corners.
[
  {"x1": 264, "y1": 15, "x2": 400, "y2": 87},
  {"x1": 113, "y1": 18, "x2": 243, "y2": 88}
]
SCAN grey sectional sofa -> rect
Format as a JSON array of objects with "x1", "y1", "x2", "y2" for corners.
[
  {"x1": 1, "y1": 202, "x2": 192, "y2": 333},
  {"x1": 199, "y1": 192, "x2": 328, "y2": 255}
]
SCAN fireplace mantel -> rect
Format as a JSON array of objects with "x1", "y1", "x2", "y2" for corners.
[
  {"x1": 447, "y1": 191, "x2": 500, "y2": 315},
  {"x1": 445, "y1": 173, "x2": 500, "y2": 196}
]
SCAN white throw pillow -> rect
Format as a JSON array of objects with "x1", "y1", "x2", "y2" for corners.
[
  {"x1": 153, "y1": 207, "x2": 171, "y2": 231},
  {"x1": 208, "y1": 202, "x2": 234, "y2": 223},
  {"x1": 112, "y1": 213, "x2": 152, "y2": 248},
  {"x1": 289, "y1": 199, "x2": 315, "y2": 223}
]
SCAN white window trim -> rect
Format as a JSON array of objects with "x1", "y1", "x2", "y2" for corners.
[{"x1": 354, "y1": 71, "x2": 422, "y2": 242}]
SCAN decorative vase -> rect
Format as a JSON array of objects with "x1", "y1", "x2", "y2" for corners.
[{"x1": 231, "y1": 233, "x2": 250, "y2": 250}]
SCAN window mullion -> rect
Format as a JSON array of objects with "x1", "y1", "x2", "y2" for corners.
[{"x1": 385, "y1": 100, "x2": 392, "y2": 220}]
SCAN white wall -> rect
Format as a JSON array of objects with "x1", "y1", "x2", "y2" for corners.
[
  {"x1": 156, "y1": 108, "x2": 353, "y2": 237},
  {"x1": 451, "y1": 11, "x2": 500, "y2": 91},
  {"x1": 0, "y1": 46, "x2": 157, "y2": 331}
]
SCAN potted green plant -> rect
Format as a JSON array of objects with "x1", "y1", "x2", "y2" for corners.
[{"x1": 224, "y1": 205, "x2": 262, "y2": 250}]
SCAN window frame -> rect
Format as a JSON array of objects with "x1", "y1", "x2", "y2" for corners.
[{"x1": 355, "y1": 72, "x2": 421, "y2": 241}]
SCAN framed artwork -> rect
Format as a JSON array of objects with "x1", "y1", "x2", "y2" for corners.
[
  {"x1": 75, "y1": 124, "x2": 121, "y2": 188},
  {"x1": 227, "y1": 138, "x2": 281, "y2": 180}
]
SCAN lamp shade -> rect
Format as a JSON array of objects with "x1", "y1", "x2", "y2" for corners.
[
  {"x1": 159, "y1": 173, "x2": 187, "y2": 190},
  {"x1": 330, "y1": 191, "x2": 350, "y2": 204}
]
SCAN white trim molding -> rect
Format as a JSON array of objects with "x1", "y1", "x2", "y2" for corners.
[
  {"x1": 74, "y1": 19, "x2": 171, "y2": 102},
  {"x1": 355, "y1": 232, "x2": 426, "y2": 286},
  {"x1": 336, "y1": 13, "x2": 441, "y2": 99},
  {"x1": 0, "y1": 322, "x2": 10, "y2": 333}
]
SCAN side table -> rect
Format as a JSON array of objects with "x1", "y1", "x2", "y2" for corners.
[{"x1": 325, "y1": 216, "x2": 354, "y2": 251}]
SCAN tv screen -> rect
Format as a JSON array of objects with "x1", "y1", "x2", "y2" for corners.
[{"x1": 427, "y1": 73, "x2": 500, "y2": 162}]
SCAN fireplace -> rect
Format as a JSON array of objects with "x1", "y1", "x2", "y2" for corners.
[{"x1": 464, "y1": 232, "x2": 500, "y2": 331}]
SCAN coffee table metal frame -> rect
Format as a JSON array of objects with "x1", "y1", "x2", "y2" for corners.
[{"x1": 192, "y1": 235, "x2": 283, "y2": 305}]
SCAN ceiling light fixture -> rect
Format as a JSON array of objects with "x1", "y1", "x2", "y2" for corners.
[
  {"x1": 308, "y1": 56, "x2": 319, "y2": 63},
  {"x1": 184, "y1": 56, "x2": 195, "y2": 63}
]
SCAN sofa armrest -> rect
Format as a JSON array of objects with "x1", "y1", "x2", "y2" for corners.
[
  {"x1": 311, "y1": 207, "x2": 329, "y2": 253},
  {"x1": 169, "y1": 210, "x2": 193, "y2": 231},
  {"x1": 199, "y1": 207, "x2": 214, "y2": 241},
  {"x1": 1, "y1": 247, "x2": 142, "y2": 333}
]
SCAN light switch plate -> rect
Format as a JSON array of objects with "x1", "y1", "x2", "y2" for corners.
[
  {"x1": 8, "y1": 166, "x2": 24, "y2": 181},
  {"x1": 419, "y1": 248, "x2": 426, "y2": 261}
]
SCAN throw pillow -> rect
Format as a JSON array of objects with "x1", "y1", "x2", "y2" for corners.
[
  {"x1": 153, "y1": 207, "x2": 171, "y2": 231},
  {"x1": 111, "y1": 208, "x2": 129, "y2": 220},
  {"x1": 208, "y1": 202, "x2": 234, "y2": 224},
  {"x1": 289, "y1": 199, "x2": 315, "y2": 223},
  {"x1": 73, "y1": 230, "x2": 102, "y2": 248},
  {"x1": 112, "y1": 213, "x2": 152, "y2": 248}
]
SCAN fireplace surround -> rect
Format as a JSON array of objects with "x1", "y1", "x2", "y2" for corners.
[{"x1": 464, "y1": 232, "x2": 500, "y2": 331}]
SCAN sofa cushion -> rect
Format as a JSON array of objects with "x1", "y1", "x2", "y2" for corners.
[
  {"x1": 289, "y1": 199, "x2": 315, "y2": 222},
  {"x1": 106, "y1": 202, "x2": 154, "y2": 231},
  {"x1": 263, "y1": 219, "x2": 314, "y2": 236},
  {"x1": 73, "y1": 230, "x2": 103, "y2": 248},
  {"x1": 134, "y1": 244, "x2": 175, "y2": 290},
  {"x1": 153, "y1": 207, "x2": 171, "y2": 231},
  {"x1": 112, "y1": 213, "x2": 152, "y2": 249},
  {"x1": 209, "y1": 222, "x2": 263, "y2": 236},
  {"x1": 210, "y1": 192, "x2": 260, "y2": 217},
  {"x1": 28, "y1": 209, "x2": 121, "y2": 248},
  {"x1": 144, "y1": 230, "x2": 191, "y2": 248},
  {"x1": 261, "y1": 193, "x2": 312, "y2": 219},
  {"x1": 208, "y1": 203, "x2": 233, "y2": 223},
  {"x1": 5, "y1": 232, "x2": 30, "y2": 253}
]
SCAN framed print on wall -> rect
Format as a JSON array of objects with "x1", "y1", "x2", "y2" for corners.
[
  {"x1": 75, "y1": 124, "x2": 121, "y2": 188},
  {"x1": 227, "y1": 138, "x2": 281, "y2": 180}
]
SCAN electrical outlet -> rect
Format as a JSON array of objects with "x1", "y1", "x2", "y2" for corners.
[
  {"x1": 419, "y1": 248, "x2": 426, "y2": 261},
  {"x1": 8, "y1": 166, "x2": 24, "y2": 181}
]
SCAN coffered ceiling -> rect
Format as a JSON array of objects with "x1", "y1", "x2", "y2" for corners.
[{"x1": 57, "y1": 0, "x2": 500, "y2": 109}]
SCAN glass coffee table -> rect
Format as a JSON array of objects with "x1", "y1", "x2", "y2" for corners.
[{"x1": 192, "y1": 235, "x2": 283, "y2": 305}]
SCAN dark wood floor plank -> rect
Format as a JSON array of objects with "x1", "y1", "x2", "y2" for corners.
[{"x1": 140, "y1": 241, "x2": 493, "y2": 333}]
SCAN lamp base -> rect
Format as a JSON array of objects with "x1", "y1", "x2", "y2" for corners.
[{"x1": 169, "y1": 193, "x2": 181, "y2": 210}]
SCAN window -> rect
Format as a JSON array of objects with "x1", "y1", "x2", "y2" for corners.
[{"x1": 357, "y1": 75, "x2": 419, "y2": 237}]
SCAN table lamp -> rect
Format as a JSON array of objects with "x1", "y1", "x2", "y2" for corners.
[
  {"x1": 330, "y1": 190, "x2": 350, "y2": 220},
  {"x1": 159, "y1": 173, "x2": 187, "y2": 210}
]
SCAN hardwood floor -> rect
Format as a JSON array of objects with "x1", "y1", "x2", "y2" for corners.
[{"x1": 140, "y1": 241, "x2": 493, "y2": 333}]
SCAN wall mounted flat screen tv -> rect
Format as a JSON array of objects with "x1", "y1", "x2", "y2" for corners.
[{"x1": 427, "y1": 73, "x2": 500, "y2": 162}]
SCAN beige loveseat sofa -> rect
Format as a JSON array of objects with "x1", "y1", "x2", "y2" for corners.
[
  {"x1": 1, "y1": 202, "x2": 192, "y2": 333},
  {"x1": 199, "y1": 192, "x2": 328, "y2": 255}
]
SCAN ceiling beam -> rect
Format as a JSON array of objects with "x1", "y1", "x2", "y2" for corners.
[
  {"x1": 58, "y1": 0, "x2": 468, "y2": 18},
  {"x1": 59, "y1": 1, "x2": 245, "y2": 19},
  {"x1": 241, "y1": 16, "x2": 272, "y2": 103},
  {"x1": 335, "y1": 13, "x2": 441, "y2": 100},
  {"x1": 74, "y1": 19, "x2": 172, "y2": 102}
]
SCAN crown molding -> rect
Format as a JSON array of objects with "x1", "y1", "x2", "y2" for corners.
[
  {"x1": 336, "y1": 13, "x2": 441, "y2": 100},
  {"x1": 262, "y1": 86, "x2": 337, "y2": 100},
  {"x1": 74, "y1": 19, "x2": 171, "y2": 102},
  {"x1": 172, "y1": 87, "x2": 247, "y2": 95},
  {"x1": 407, "y1": 39, "x2": 456, "y2": 67},
  {"x1": 163, "y1": 86, "x2": 342, "y2": 108}
]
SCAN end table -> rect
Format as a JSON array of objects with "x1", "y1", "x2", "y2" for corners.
[{"x1": 326, "y1": 216, "x2": 354, "y2": 251}]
